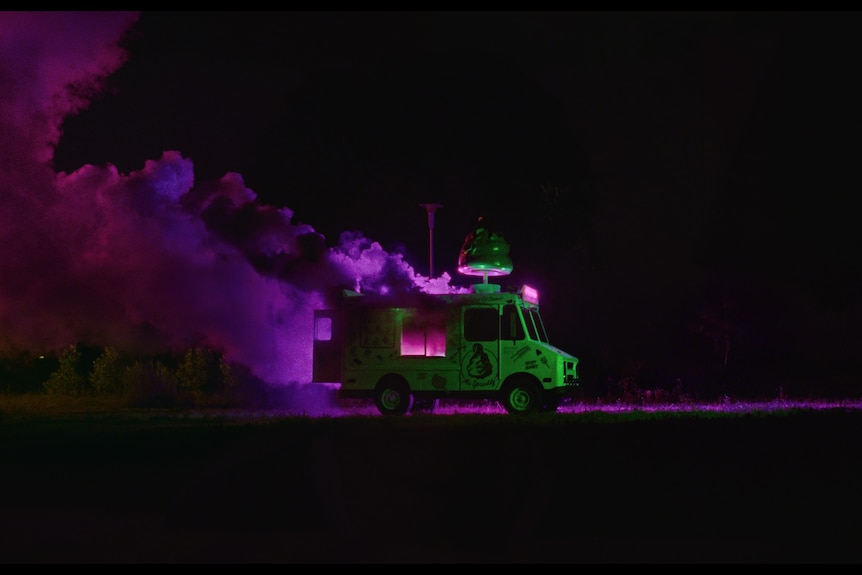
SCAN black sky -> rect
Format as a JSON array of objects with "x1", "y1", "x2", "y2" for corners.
[{"x1": 48, "y1": 11, "x2": 862, "y2": 385}]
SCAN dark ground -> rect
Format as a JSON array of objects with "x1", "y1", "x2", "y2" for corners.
[{"x1": 1, "y1": 408, "x2": 861, "y2": 563}]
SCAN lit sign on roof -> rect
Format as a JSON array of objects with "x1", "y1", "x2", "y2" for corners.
[{"x1": 521, "y1": 284, "x2": 539, "y2": 305}]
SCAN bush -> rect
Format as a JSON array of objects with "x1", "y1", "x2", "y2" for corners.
[
  {"x1": 176, "y1": 346, "x2": 227, "y2": 398},
  {"x1": 89, "y1": 347, "x2": 127, "y2": 397},
  {"x1": 43, "y1": 345, "x2": 88, "y2": 396},
  {"x1": 122, "y1": 359, "x2": 187, "y2": 408}
]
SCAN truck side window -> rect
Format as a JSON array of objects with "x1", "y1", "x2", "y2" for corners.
[
  {"x1": 523, "y1": 308, "x2": 549, "y2": 343},
  {"x1": 401, "y1": 309, "x2": 447, "y2": 357},
  {"x1": 502, "y1": 304, "x2": 524, "y2": 340},
  {"x1": 314, "y1": 316, "x2": 332, "y2": 341},
  {"x1": 523, "y1": 308, "x2": 539, "y2": 341},
  {"x1": 464, "y1": 307, "x2": 499, "y2": 342}
]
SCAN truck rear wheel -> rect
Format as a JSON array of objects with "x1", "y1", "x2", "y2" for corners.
[
  {"x1": 500, "y1": 376, "x2": 542, "y2": 414},
  {"x1": 374, "y1": 375, "x2": 413, "y2": 416}
]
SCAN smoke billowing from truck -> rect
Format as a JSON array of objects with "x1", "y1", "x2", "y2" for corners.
[{"x1": 0, "y1": 12, "x2": 466, "y2": 389}]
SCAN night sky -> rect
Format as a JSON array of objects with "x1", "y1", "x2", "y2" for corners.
[{"x1": 4, "y1": 11, "x2": 862, "y2": 392}]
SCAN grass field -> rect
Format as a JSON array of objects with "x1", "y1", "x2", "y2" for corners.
[{"x1": 2, "y1": 395, "x2": 861, "y2": 563}]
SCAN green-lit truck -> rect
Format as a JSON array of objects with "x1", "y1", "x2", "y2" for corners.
[
  {"x1": 312, "y1": 282, "x2": 580, "y2": 415},
  {"x1": 311, "y1": 217, "x2": 580, "y2": 415}
]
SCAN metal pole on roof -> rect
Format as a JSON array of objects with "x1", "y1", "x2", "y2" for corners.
[{"x1": 419, "y1": 203, "x2": 443, "y2": 278}]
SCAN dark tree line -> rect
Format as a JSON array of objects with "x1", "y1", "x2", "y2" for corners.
[{"x1": 0, "y1": 344, "x2": 274, "y2": 409}]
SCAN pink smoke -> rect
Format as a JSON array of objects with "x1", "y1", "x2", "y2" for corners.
[{"x1": 0, "y1": 11, "x2": 466, "y2": 386}]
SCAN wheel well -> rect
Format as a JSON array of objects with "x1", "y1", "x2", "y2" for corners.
[
  {"x1": 376, "y1": 373, "x2": 409, "y2": 391},
  {"x1": 502, "y1": 372, "x2": 541, "y2": 391}
]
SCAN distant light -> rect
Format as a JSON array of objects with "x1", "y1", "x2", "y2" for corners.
[{"x1": 521, "y1": 284, "x2": 539, "y2": 305}]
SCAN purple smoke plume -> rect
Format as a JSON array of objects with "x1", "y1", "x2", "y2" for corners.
[{"x1": 0, "y1": 11, "x2": 466, "y2": 388}]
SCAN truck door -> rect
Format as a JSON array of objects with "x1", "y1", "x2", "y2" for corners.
[
  {"x1": 312, "y1": 309, "x2": 342, "y2": 383},
  {"x1": 499, "y1": 302, "x2": 527, "y2": 370},
  {"x1": 460, "y1": 306, "x2": 501, "y2": 390}
]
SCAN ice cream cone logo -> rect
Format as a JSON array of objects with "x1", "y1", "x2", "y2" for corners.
[
  {"x1": 460, "y1": 340, "x2": 497, "y2": 388},
  {"x1": 467, "y1": 343, "x2": 492, "y2": 378}
]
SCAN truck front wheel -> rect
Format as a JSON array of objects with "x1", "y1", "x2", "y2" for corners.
[
  {"x1": 374, "y1": 375, "x2": 413, "y2": 416},
  {"x1": 500, "y1": 376, "x2": 542, "y2": 414}
]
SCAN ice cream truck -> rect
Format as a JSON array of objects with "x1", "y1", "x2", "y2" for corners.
[{"x1": 311, "y1": 218, "x2": 580, "y2": 415}]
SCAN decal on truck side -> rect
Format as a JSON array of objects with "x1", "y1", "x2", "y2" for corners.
[{"x1": 462, "y1": 343, "x2": 497, "y2": 388}]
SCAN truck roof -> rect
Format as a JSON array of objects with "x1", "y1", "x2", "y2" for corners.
[{"x1": 338, "y1": 285, "x2": 536, "y2": 310}]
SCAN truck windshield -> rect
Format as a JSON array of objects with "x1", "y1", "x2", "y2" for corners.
[{"x1": 523, "y1": 308, "x2": 550, "y2": 344}]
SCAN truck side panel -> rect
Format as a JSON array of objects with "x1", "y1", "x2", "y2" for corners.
[{"x1": 342, "y1": 305, "x2": 462, "y2": 392}]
